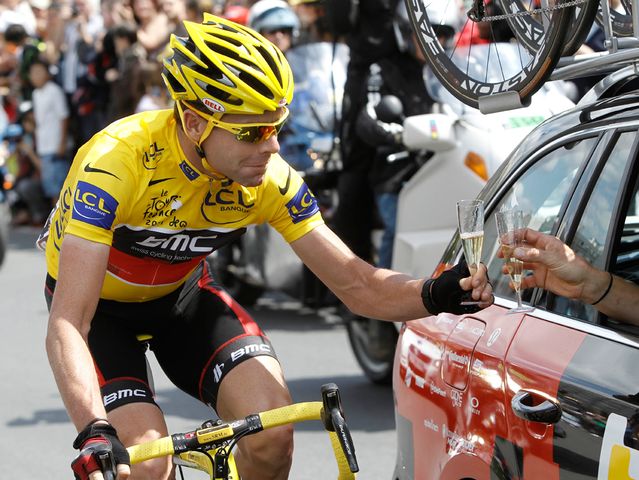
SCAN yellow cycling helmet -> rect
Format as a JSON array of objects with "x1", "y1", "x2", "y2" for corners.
[{"x1": 162, "y1": 13, "x2": 294, "y2": 119}]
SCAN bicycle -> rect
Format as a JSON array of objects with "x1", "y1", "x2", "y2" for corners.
[
  {"x1": 104, "y1": 383, "x2": 359, "y2": 480},
  {"x1": 405, "y1": 0, "x2": 639, "y2": 113}
]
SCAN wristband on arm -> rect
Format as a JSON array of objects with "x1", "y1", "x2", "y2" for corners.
[{"x1": 591, "y1": 272, "x2": 614, "y2": 305}]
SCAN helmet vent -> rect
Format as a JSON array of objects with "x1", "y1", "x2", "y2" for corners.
[
  {"x1": 256, "y1": 45, "x2": 282, "y2": 87},
  {"x1": 164, "y1": 69, "x2": 187, "y2": 94},
  {"x1": 193, "y1": 77, "x2": 241, "y2": 106},
  {"x1": 238, "y1": 69, "x2": 274, "y2": 100},
  {"x1": 204, "y1": 40, "x2": 259, "y2": 75}
]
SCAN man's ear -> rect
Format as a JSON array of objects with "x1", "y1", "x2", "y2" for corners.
[{"x1": 182, "y1": 109, "x2": 207, "y2": 140}]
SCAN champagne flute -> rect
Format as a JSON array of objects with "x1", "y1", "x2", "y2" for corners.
[
  {"x1": 495, "y1": 209, "x2": 534, "y2": 314},
  {"x1": 456, "y1": 199, "x2": 484, "y2": 305}
]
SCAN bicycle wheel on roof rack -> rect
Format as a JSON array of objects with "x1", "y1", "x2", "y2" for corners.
[
  {"x1": 594, "y1": 0, "x2": 633, "y2": 37},
  {"x1": 498, "y1": 0, "x2": 629, "y2": 58},
  {"x1": 405, "y1": 0, "x2": 572, "y2": 113},
  {"x1": 496, "y1": 0, "x2": 598, "y2": 56}
]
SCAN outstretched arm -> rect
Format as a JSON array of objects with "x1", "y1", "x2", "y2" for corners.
[
  {"x1": 513, "y1": 228, "x2": 639, "y2": 325},
  {"x1": 291, "y1": 224, "x2": 493, "y2": 321}
]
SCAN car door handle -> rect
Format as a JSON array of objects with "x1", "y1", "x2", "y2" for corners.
[{"x1": 511, "y1": 390, "x2": 562, "y2": 424}]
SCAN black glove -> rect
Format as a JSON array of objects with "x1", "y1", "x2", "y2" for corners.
[
  {"x1": 71, "y1": 420, "x2": 130, "y2": 480},
  {"x1": 421, "y1": 260, "x2": 485, "y2": 315}
]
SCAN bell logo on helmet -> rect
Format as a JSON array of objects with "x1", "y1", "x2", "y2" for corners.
[{"x1": 203, "y1": 98, "x2": 225, "y2": 113}]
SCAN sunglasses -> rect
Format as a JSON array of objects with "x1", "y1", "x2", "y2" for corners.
[
  {"x1": 193, "y1": 106, "x2": 290, "y2": 144},
  {"x1": 262, "y1": 27, "x2": 294, "y2": 36}
]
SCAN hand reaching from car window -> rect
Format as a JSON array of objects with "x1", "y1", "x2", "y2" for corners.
[{"x1": 510, "y1": 228, "x2": 638, "y2": 325}]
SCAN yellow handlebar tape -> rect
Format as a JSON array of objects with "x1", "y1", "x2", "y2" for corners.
[
  {"x1": 258, "y1": 401, "x2": 322, "y2": 428},
  {"x1": 259, "y1": 401, "x2": 356, "y2": 479},
  {"x1": 329, "y1": 431, "x2": 356, "y2": 480},
  {"x1": 128, "y1": 436, "x2": 174, "y2": 465}
]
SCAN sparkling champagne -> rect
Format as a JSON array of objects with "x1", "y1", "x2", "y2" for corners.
[
  {"x1": 500, "y1": 244, "x2": 523, "y2": 291},
  {"x1": 460, "y1": 231, "x2": 484, "y2": 273}
]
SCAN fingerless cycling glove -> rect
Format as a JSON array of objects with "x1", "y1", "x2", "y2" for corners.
[
  {"x1": 421, "y1": 261, "x2": 484, "y2": 315},
  {"x1": 72, "y1": 421, "x2": 130, "y2": 480}
]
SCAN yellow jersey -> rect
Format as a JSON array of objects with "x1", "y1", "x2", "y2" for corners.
[{"x1": 44, "y1": 109, "x2": 324, "y2": 301}]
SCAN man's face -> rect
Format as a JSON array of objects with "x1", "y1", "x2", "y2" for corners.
[
  {"x1": 261, "y1": 29, "x2": 293, "y2": 53},
  {"x1": 199, "y1": 109, "x2": 285, "y2": 187}
]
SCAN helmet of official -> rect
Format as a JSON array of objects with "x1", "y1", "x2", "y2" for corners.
[
  {"x1": 248, "y1": 0, "x2": 300, "y2": 35},
  {"x1": 162, "y1": 13, "x2": 294, "y2": 120}
]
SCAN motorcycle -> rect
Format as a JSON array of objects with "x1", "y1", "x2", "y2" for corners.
[
  {"x1": 347, "y1": 43, "x2": 576, "y2": 384},
  {"x1": 206, "y1": 41, "x2": 348, "y2": 306}
]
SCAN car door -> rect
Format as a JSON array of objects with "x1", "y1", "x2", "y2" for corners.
[{"x1": 496, "y1": 129, "x2": 639, "y2": 479}]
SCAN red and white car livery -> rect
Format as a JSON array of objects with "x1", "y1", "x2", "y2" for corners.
[{"x1": 392, "y1": 72, "x2": 639, "y2": 480}]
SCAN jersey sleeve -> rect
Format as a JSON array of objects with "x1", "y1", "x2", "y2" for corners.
[
  {"x1": 63, "y1": 133, "x2": 138, "y2": 246},
  {"x1": 260, "y1": 155, "x2": 325, "y2": 243}
]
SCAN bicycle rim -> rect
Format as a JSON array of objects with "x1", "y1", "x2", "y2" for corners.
[
  {"x1": 562, "y1": 0, "x2": 599, "y2": 56},
  {"x1": 406, "y1": 0, "x2": 572, "y2": 111},
  {"x1": 497, "y1": 0, "x2": 598, "y2": 56},
  {"x1": 595, "y1": 0, "x2": 633, "y2": 37}
]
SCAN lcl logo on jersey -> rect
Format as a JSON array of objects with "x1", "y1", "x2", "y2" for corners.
[
  {"x1": 201, "y1": 187, "x2": 256, "y2": 225},
  {"x1": 142, "y1": 142, "x2": 165, "y2": 170},
  {"x1": 72, "y1": 181, "x2": 118, "y2": 229},
  {"x1": 598, "y1": 413, "x2": 639, "y2": 479},
  {"x1": 286, "y1": 184, "x2": 319, "y2": 224}
]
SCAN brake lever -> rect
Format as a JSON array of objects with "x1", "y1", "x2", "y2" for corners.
[
  {"x1": 321, "y1": 383, "x2": 359, "y2": 473},
  {"x1": 96, "y1": 449, "x2": 117, "y2": 480}
]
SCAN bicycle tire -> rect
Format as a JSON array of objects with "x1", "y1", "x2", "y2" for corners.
[
  {"x1": 346, "y1": 316, "x2": 398, "y2": 384},
  {"x1": 405, "y1": 0, "x2": 573, "y2": 111},
  {"x1": 562, "y1": 0, "x2": 599, "y2": 56},
  {"x1": 497, "y1": 0, "x2": 598, "y2": 57}
]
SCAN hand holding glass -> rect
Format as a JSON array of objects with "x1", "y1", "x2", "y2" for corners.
[
  {"x1": 456, "y1": 199, "x2": 484, "y2": 305},
  {"x1": 495, "y1": 209, "x2": 534, "y2": 314}
]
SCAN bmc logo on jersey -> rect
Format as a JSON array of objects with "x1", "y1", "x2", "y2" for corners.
[
  {"x1": 72, "y1": 181, "x2": 118, "y2": 229},
  {"x1": 286, "y1": 184, "x2": 319, "y2": 224}
]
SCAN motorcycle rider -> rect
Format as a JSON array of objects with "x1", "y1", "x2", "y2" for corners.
[
  {"x1": 334, "y1": 0, "x2": 402, "y2": 264},
  {"x1": 354, "y1": 4, "x2": 436, "y2": 269}
]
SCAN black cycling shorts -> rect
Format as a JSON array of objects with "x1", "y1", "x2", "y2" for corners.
[{"x1": 44, "y1": 260, "x2": 277, "y2": 412}]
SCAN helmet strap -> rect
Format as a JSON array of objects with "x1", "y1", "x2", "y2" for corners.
[
  {"x1": 178, "y1": 101, "x2": 227, "y2": 181},
  {"x1": 195, "y1": 131, "x2": 226, "y2": 181}
]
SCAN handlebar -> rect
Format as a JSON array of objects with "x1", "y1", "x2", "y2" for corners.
[{"x1": 127, "y1": 383, "x2": 358, "y2": 479}]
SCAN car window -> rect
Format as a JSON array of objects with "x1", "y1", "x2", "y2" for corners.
[
  {"x1": 557, "y1": 131, "x2": 636, "y2": 323},
  {"x1": 485, "y1": 137, "x2": 597, "y2": 303},
  {"x1": 617, "y1": 177, "x2": 639, "y2": 284}
]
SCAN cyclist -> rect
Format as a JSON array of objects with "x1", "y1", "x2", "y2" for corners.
[{"x1": 41, "y1": 15, "x2": 493, "y2": 480}]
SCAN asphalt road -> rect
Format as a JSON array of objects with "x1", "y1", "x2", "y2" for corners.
[{"x1": 0, "y1": 226, "x2": 397, "y2": 479}]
